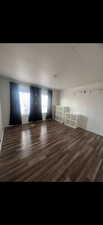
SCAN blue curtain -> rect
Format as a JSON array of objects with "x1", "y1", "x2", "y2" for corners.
[
  {"x1": 29, "y1": 86, "x2": 42, "y2": 122},
  {"x1": 9, "y1": 82, "x2": 22, "y2": 125},
  {"x1": 46, "y1": 89, "x2": 53, "y2": 120}
]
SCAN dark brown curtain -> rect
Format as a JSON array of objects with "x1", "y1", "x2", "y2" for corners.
[
  {"x1": 29, "y1": 86, "x2": 42, "y2": 122},
  {"x1": 9, "y1": 82, "x2": 21, "y2": 125}
]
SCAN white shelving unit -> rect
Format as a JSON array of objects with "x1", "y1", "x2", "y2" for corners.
[
  {"x1": 64, "y1": 113, "x2": 79, "y2": 128},
  {"x1": 55, "y1": 105, "x2": 79, "y2": 129},
  {"x1": 55, "y1": 105, "x2": 70, "y2": 123}
]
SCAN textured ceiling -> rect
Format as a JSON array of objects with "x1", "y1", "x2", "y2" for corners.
[{"x1": 0, "y1": 43, "x2": 103, "y2": 89}]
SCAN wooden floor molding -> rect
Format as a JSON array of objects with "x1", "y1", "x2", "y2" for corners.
[{"x1": 0, "y1": 120, "x2": 103, "y2": 182}]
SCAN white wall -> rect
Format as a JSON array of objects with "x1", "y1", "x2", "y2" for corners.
[
  {"x1": 60, "y1": 82, "x2": 103, "y2": 136},
  {"x1": 52, "y1": 89, "x2": 61, "y2": 105},
  {"x1": 0, "y1": 78, "x2": 10, "y2": 128},
  {"x1": 52, "y1": 89, "x2": 61, "y2": 119}
]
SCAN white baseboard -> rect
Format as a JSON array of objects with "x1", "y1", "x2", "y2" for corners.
[{"x1": 0, "y1": 128, "x2": 4, "y2": 151}]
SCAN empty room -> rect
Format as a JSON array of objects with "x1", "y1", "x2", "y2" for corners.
[{"x1": 0, "y1": 43, "x2": 103, "y2": 182}]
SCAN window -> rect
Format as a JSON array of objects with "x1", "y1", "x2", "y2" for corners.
[
  {"x1": 19, "y1": 92, "x2": 30, "y2": 115},
  {"x1": 41, "y1": 94, "x2": 48, "y2": 114}
]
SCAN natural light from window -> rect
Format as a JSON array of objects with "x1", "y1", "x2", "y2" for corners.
[
  {"x1": 41, "y1": 94, "x2": 48, "y2": 114},
  {"x1": 19, "y1": 92, "x2": 30, "y2": 115}
]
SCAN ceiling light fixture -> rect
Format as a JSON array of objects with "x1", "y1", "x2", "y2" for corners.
[{"x1": 53, "y1": 74, "x2": 58, "y2": 78}]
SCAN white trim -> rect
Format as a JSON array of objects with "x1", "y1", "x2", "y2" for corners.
[{"x1": 0, "y1": 128, "x2": 4, "y2": 151}]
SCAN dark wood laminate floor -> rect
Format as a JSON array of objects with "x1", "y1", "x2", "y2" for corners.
[{"x1": 0, "y1": 120, "x2": 103, "y2": 182}]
